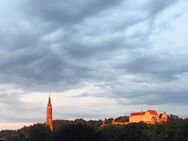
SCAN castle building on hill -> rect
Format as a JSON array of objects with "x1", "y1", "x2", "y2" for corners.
[
  {"x1": 45, "y1": 96, "x2": 167, "y2": 128},
  {"x1": 129, "y1": 110, "x2": 160, "y2": 124},
  {"x1": 129, "y1": 110, "x2": 167, "y2": 124},
  {"x1": 46, "y1": 95, "x2": 53, "y2": 131},
  {"x1": 102, "y1": 109, "x2": 167, "y2": 126}
]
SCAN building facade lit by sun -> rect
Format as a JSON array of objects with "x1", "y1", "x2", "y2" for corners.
[
  {"x1": 129, "y1": 110, "x2": 167, "y2": 124},
  {"x1": 104, "y1": 110, "x2": 167, "y2": 126},
  {"x1": 45, "y1": 95, "x2": 167, "y2": 130}
]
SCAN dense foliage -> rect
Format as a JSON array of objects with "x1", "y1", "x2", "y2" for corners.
[
  {"x1": 1, "y1": 115, "x2": 188, "y2": 141},
  {"x1": 28, "y1": 124, "x2": 52, "y2": 141},
  {"x1": 54, "y1": 124, "x2": 99, "y2": 141},
  {"x1": 99, "y1": 120, "x2": 188, "y2": 141}
]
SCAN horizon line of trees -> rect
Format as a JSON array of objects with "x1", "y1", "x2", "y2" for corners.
[{"x1": 0, "y1": 114, "x2": 187, "y2": 141}]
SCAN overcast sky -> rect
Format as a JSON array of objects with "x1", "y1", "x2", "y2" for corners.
[{"x1": 0, "y1": 0, "x2": 188, "y2": 130}]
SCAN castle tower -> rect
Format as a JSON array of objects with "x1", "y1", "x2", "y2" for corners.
[
  {"x1": 46, "y1": 95, "x2": 53, "y2": 131},
  {"x1": 159, "y1": 112, "x2": 168, "y2": 123}
]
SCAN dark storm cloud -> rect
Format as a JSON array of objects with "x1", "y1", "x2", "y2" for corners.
[
  {"x1": 146, "y1": 0, "x2": 178, "y2": 16},
  {"x1": 0, "y1": 0, "x2": 185, "y2": 107},
  {"x1": 24, "y1": 0, "x2": 124, "y2": 25},
  {"x1": 79, "y1": 81, "x2": 188, "y2": 106},
  {"x1": 119, "y1": 90, "x2": 188, "y2": 106},
  {"x1": 120, "y1": 55, "x2": 188, "y2": 81},
  {"x1": 143, "y1": 91, "x2": 188, "y2": 105},
  {"x1": 0, "y1": 47, "x2": 94, "y2": 90}
]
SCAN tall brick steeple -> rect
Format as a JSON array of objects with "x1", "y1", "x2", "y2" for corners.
[{"x1": 46, "y1": 95, "x2": 53, "y2": 131}]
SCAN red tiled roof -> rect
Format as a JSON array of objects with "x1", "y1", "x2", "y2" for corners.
[
  {"x1": 130, "y1": 112, "x2": 145, "y2": 116},
  {"x1": 147, "y1": 110, "x2": 158, "y2": 115},
  {"x1": 130, "y1": 110, "x2": 158, "y2": 116}
]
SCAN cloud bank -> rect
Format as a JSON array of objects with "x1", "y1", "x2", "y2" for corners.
[{"x1": 0, "y1": 0, "x2": 188, "y2": 127}]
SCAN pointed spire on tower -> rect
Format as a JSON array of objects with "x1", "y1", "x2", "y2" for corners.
[{"x1": 48, "y1": 94, "x2": 51, "y2": 105}]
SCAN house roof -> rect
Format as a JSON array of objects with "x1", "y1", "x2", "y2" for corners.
[
  {"x1": 130, "y1": 112, "x2": 145, "y2": 116},
  {"x1": 130, "y1": 110, "x2": 158, "y2": 116},
  {"x1": 147, "y1": 110, "x2": 158, "y2": 115}
]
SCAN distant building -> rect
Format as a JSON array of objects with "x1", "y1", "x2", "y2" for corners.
[
  {"x1": 129, "y1": 110, "x2": 168, "y2": 124},
  {"x1": 46, "y1": 95, "x2": 53, "y2": 131},
  {"x1": 129, "y1": 110, "x2": 160, "y2": 124},
  {"x1": 102, "y1": 109, "x2": 167, "y2": 127}
]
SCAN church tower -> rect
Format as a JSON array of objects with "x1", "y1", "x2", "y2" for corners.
[{"x1": 46, "y1": 95, "x2": 53, "y2": 131}]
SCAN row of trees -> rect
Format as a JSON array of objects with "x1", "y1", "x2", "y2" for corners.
[
  {"x1": 19, "y1": 119, "x2": 188, "y2": 141},
  {"x1": 100, "y1": 120, "x2": 188, "y2": 141},
  {"x1": 1, "y1": 114, "x2": 188, "y2": 141}
]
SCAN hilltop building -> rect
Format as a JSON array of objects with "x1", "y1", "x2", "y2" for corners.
[
  {"x1": 46, "y1": 95, "x2": 53, "y2": 131},
  {"x1": 129, "y1": 110, "x2": 167, "y2": 124},
  {"x1": 45, "y1": 95, "x2": 167, "y2": 128},
  {"x1": 129, "y1": 110, "x2": 158, "y2": 124},
  {"x1": 103, "y1": 109, "x2": 167, "y2": 126}
]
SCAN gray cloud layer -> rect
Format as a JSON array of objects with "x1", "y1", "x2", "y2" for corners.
[{"x1": 0, "y1": 0, "x2": 188, "y2": 122}]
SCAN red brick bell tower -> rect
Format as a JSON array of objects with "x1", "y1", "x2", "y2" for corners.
[{"x1": 46, "y1": 95, "x2": 53, "y2": 131}]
